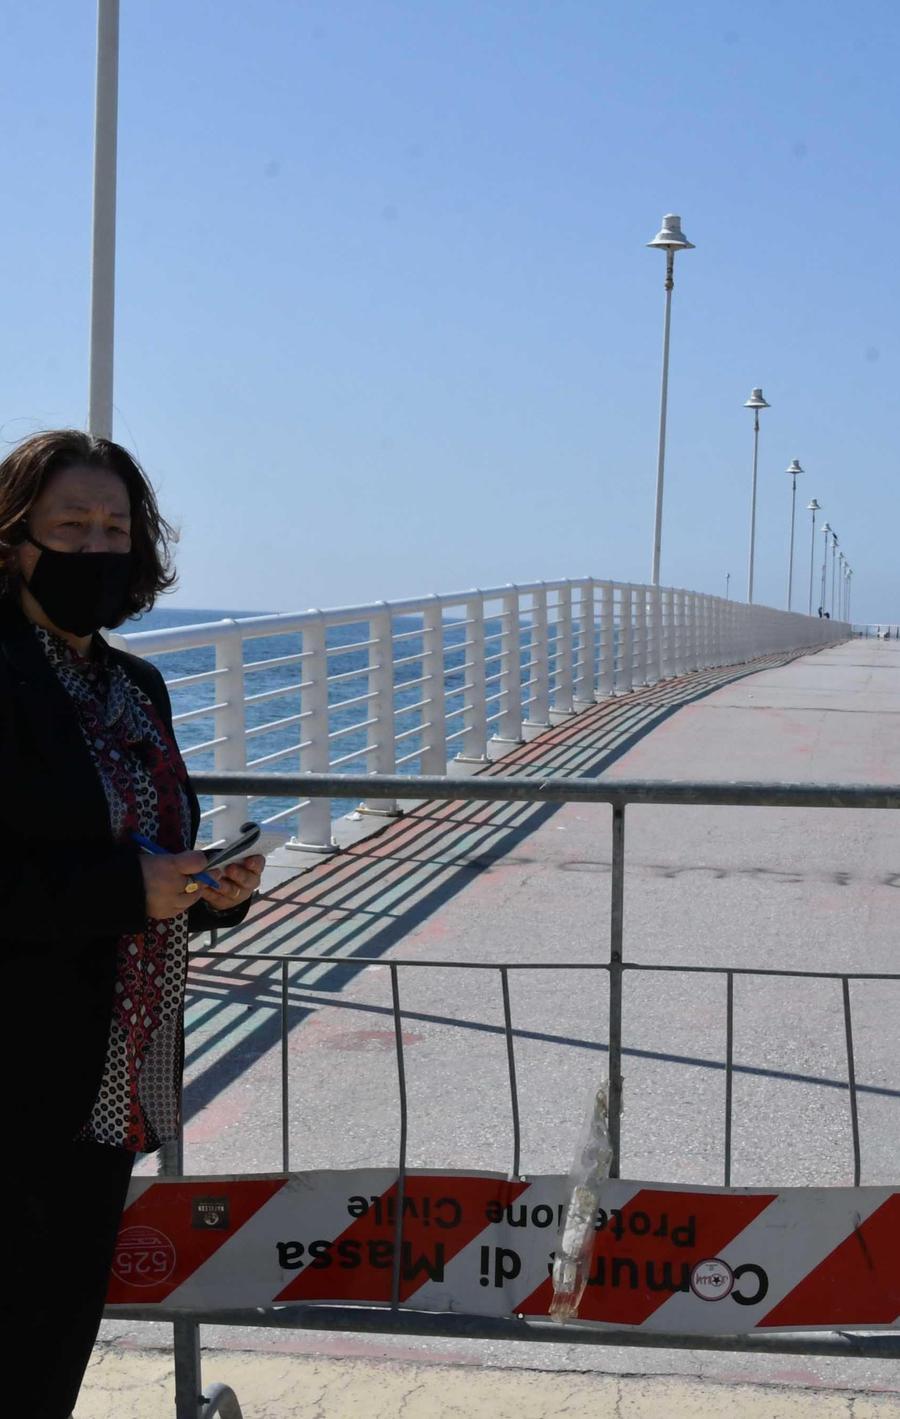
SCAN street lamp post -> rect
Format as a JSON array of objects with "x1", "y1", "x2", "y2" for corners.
[
  {"x1": 785, "y1": 460, "x2": 803, "y2": 610},
  {"x1": 725, "y1": 572, "x2": 731, "y2": 600},
  {"x1": 820, "y1": 522, "x2": 831, "y2": 614},
  {"x1": 647, "y1": 214, "x2": 695, "y2": 586},
  {"x1": 838, "y1": 551, "x2": 845, "y2": 620},
  {"x1": 831, "y1": 530, "x2": 839, "y2": 617},
  {"x1": 806, "y1": 499, "x2": 820, "y2": 615},
  {"x1": 89, "y1": 0, "x2": 120, "y2": 438},
  {"x1": 744, "y1": 388, "x2": 770, "y2": 602}
]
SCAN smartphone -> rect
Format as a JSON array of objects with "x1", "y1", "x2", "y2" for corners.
[{"x1": 203, "y1": 821, "x2": 262, "y2": 872}]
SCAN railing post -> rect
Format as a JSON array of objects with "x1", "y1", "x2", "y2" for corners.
[
  {"x1": 633, "y1": 585, "x2": 649, "y2": 684},
  {"x1": 553, "y1": 582, "x2": 575, "y2": 716},
  {"x1": 658, "y1": 588, "x2": 668, "y2": 677},
  {"x1": 696, "y1": 595, "x2": 707, "y2": 668},
  {"x1": 213, "y1": 620, "x2": 248, "y2": 841},
  {"x1": 573, "y1": 579, "x2": 595, "y2": 709},
  {"x1": 598, "y1": 581, "x2": 614, "y2": 697},
  {"x1": 677, "y1": 591, "x2": 686, "y2": 671},
  {"x1": 711, "y1": 596, "x2": 720, "y2": 666},
  {"x1": 287, "y1": 617, "x2": 334, "y2": 850},
  {"x1": 420, "y1": 596, "x2": 448, "y2": 775},
  {"x1": 687, "y1": 591, "x2": 700, "y2": 671},
  {"x1": 362, "y1": 604, "x2": 400, "y2": 815},
  {"x1": 456, "y1": 595, "x2": 489, "y2": 763},
  {"x1": 729, "y1": 598, "x2": 737, "y2": 663},
  {"x1": 525, "y1": 585, "x2": 551, "y2": 730},
  {"x1": 651, "y1": 584, "x2": 664, "y2": 682},
  {"x1": 494, "y1": 587, "x2": 524, "y2": 747},
  {"x1": 617, "y1": 585, "x2": 633, "y2": 693}
]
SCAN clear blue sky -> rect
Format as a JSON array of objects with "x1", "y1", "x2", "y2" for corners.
[{"x1": 1, "y1": 0, "x2": 896, "y2": 620}]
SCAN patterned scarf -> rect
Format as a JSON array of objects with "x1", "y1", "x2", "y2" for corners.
[{"x1": 35, "y1": 626, "x2": 193, "y2": 1152}]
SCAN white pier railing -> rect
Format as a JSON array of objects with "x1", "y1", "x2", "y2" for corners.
[{"x1": 119, "y1": 580, "x2": 847, "y2": 849}]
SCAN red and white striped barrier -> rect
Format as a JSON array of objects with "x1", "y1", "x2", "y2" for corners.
[{"x1": 105, "y1": 1171, "x2": 900, "y2": 1333}]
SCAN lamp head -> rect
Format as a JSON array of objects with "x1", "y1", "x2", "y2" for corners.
[
  {"x1": 647, "y1": 213, "x2": 695, "y2": 251},
  {"x1": 786, "y1": 459, "x2": 803, "y2": 476},
  {"x1": 744, "y1": 387, "x2": 770, "y2": 410},
  {"x1": 822, "y1": 522, "x2": 831, "y2": 535},
  {"x1": 807, "y1": 498, "x2": 820, "y2": 511}
]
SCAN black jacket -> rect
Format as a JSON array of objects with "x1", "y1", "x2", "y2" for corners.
[{"x1": 0, "y1": 597, "x2": 247, "y2": 1143}]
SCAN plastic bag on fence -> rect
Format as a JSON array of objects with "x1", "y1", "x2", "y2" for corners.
[{"x1": 549, "y1": 1079, "x2": 614, "y2": 1322}]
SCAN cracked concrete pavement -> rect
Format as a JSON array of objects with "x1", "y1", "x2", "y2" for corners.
[{"x1": 78, "y1": 1346, "x2": 900, "y2": 1418}]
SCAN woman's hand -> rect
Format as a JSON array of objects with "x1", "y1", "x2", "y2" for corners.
[
  {"x1": 196, "y1": 853, "x2": 265, "y2": 913},
  {"x1": 139, "y1": 849, "x2": 213, "y2": 920}
]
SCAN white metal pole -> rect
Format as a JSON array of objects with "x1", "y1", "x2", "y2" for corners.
[
  {"x1": 88, "y1": 0, "x2": 120, "y2": 439},
  {"x1": 598, "y1": 582, "x2": 615, "y2": 695},
  {"x1": 747, "y1": 411, "x2": 760, "y2": 603},
  {"x1": 421, "y1": 597, "x2": 450, "y2": 771},
  {"x1": 651, "y1": 252, "x2": 674, "y2": 586},
  {"x1": 287, "y1": 617, "x2": 335, "y2": 851},
  {"x1": 831, "y1": 539, "x2": 837, "y2": 617},
  {"x1": 554, "y1": 584, "x2": 575, "y2": 713},
  {"x1": 362, "y1": 606, "x2": 400, "y2": 812},
  {"x1": 573, "y1": 580, "x2": 596, "y2": 707},
  {"x1": 787, "y1": 473, "x2": 798, "y2": 610},
  {"x1": 820, "y1": 529, "x2": 829, "y2": 613},
  {"x1": 212, "y1": 622, "x2": 249, "y2": 841},
  {"x1": 808, "y1": 505, "x2": 817, "y2": 615}
]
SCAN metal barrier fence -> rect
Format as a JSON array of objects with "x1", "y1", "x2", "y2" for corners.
[
  {"x1": 117, "y1": 582, "x2": 848, "y2": 847},
  {"x1": 106, "y1": 772, "x2": 900, "y2": 1418}
]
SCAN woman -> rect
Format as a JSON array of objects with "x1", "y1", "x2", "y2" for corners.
[{"x1": 0, "y1": 429, "x2": 264, "y2": 1417}]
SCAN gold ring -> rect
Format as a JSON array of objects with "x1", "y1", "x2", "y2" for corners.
[{"x1": 184, "y1": 881, "x2": 200, "y2": 895}]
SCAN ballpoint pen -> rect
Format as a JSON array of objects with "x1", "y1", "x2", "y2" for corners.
[{"x1": 131, "y1": 832, "x2": 221, "y2": 890}]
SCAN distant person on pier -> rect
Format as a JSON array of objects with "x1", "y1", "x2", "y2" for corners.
[{"x1": 0, "y1": 429, "x2": 265, "y2": 1419}]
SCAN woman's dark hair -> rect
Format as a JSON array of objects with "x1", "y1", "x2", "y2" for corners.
[{"x1": 0, "y1": 429, "x2": 177, "y2": 622}]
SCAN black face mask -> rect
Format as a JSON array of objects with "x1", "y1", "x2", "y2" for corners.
[{"x1": 22, "y1": 533, "x2": 133, "y2": 637}]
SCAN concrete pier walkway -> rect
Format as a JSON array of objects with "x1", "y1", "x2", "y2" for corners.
[{"x1": 95, "y1": 637, "x2": 900, "y2": 1412}]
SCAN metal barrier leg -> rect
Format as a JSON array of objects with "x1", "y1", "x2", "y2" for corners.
[
  {"x1": 161, "y1": 1096, "x2": 246, "y2": 1417},
  {"x1": 608, "y1": 802, "x2": 625, "y2": 1177},
  {"x1": 174, "y1": 1319, "x2": 205, "y2": 1419},
  {"x1": 199, "y1": 1383, "x2": 244, "y2": 1419}
]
